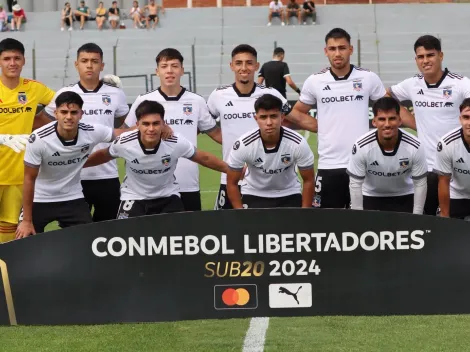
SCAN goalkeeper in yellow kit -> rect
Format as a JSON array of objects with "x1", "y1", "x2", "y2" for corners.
[{"x1": 0, "y1": 38, "x2": 55, "y2": 242}]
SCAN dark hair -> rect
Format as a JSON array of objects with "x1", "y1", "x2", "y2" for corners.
[
  {"x1": 231, "y1": 44, "x2": 257, "y2": 59},
  {"x1": 156, "y1": 48, "x2": 184, "y2": 65},
  {"x1": 459, "y1": 98, "x2": 470, "y2": 113},
  {"x1": 372, "y1": 97, "x2": 400, "y2": 116},
  {"x1": 112, "y1": 1, "x2": 117, "y2": 4},
  {"x1": 273, "y1": 47, "x2": 285, "y2": 56},
  {"x1": 254, "y1": 94, "x2": 283, "y2": 113},
  {"x1": 135, "y1": 100, "x2": 165, "y2": 121},
  {"x1": 77, "y1": 43, "x2": 103, "y2": 60},
  {"x1": 414, "y1": 35, "x2": 441, "y2": 53},
  {"x1": 0, "y1": 38, "x2": 25, "y2": 56},
  {"x1": 325, "y1": 28, "x2": 351, "y2": 44},
  {"x1": 55, "y1": 91, "x2": 84, "y2": 109}
]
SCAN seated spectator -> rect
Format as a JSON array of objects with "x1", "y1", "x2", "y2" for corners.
[
  {"x1": 268, "y1": 0, "x2": 285, "y2": 27},
  {"x1": 302, "y1": 0, "x2": 316, "y2": 25},
  {"x1": 0, "y1": 5, "x2": 7, "y2": 32},
  {"x1": 286, "y1": 0, "x2": 301, "y2": 25},
  {"x1": 144, "y1": 0, "x2": 164, "y2": 29},
  {"x1": 75, "y1": 0, "x2": 90, "y2": 30},
  {"x1": 95, "y1": 1, "x2": 106, "y2": 30},
  {"x1": 61, "y1": 2, "x2": 73, "y2": 31},
  {"x1": 108, "y1": 1, "x2": 120, "y2": 30},
  {"x1": 11, "y1": 4, "x2": 25, "y2": 32},
  {"x1": 129, "y1": 1, "x2": 144, "y2": 29}
]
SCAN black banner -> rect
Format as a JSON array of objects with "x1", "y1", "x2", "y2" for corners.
[{"x1": 1, "y1": 209, "x2": 470, "y2": 326}]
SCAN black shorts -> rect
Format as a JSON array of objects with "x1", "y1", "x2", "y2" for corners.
[
  {"x1": 21, "y1": 198, "x2": 92, "y2": 234},
  {"x1": 214, "y1": 184, "x2": 240, "y2": 210},
  {"x1": 424, "y1": 172, "x2": 439, "y2": 216},
  {"x1": 271, "y1": 12, "x2": 281, "y2": 17},
  {"x1": 180, "y1": 191, "x2": 202, "y2": 211},
  {"x1": 450, "y1": 199, "x2": 470, "y2": 219},
  {"x1": 116, "y1": 195, "x2": 184, "y2": 219},
  {"x1": 81, "y1": 178, "x2": 121, "y2": 223},
  {"x1": 242, "y1": 194, "x2": 302, "y2": 209},
  {"x1": 75, "y1": 15, "x2": 88, "y2": 21},
  {"x1": 148, "y1": 14, "x2": 158, "y2": 21},
  {"x1": 363, "y1": 194, "x2": 414, "y2": 213},
  {"x1": 64, "y1": 18, "x2": 72, "y2": 26},
  {"x1": 288, "y1": 10, "x2": 299, "y2": 17},
  {"x1": 314, "y1": 168, "x2": 350, "y2": 209}
]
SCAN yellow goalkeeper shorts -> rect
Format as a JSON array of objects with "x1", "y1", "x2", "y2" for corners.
[{"x1": 0, "y1": 185, "x2": 23, "y2": 225}]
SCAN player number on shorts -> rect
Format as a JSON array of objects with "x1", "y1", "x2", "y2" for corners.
[
  {"x1": 218, "y1": 190, "x2": 226, "y2": 207},
  {"x1": 122, "y1": 200, "x2": 135, "y2": 212},
  {"x1": 315, "y1": 176, "x2": 322, "y2": 193},
  {"x1": 269, "y1": 259, "x2": 321, "y2": 276}
]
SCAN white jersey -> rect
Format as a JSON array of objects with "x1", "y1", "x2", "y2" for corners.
[
  {"x1": 269, "y1": 0, "x2": 283, "y2": 11},
  {"x1": 391, "y1": 69, "x2": 470, "y2": 170},
  {"x1": 347, "y1": 129, "x2": 428, "y2": 197},
  {"x1": 45, "y1": 81, "x2": 129, "y2": 180},
  {"x1": 124, "y1": 87, "x2": 216, "y2": 193},
  {"x1": 299, "y1": 65, "x2": 386, "y2": 169},
  {"x1": 24, "y1": 122, "x2": 114, "y2": 203},
  {"x1": 228, "y1": 127, "x2": 314, "y2": 198},
  {"x1": 433, "y1": 127, "x2": 470, "y2": 199},
  {"x1": 207, "y1": 83, "x2": 291, "y2": 184},
  {"x1": 109, "y1": 131, "x2": 196, "y2": 201}
]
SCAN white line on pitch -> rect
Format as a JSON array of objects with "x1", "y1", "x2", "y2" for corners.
[{"x1": 242, "y1": 317, "x2": 270, "y2": 352}]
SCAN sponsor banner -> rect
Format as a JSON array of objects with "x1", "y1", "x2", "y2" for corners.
[{"x1": 1, "y1": 209, "x2": 470, "y2": 325}]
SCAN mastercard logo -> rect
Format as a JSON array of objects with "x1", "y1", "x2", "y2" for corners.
[{"x1": 214, "y1": 284, "x2": 258, "y2": 310}]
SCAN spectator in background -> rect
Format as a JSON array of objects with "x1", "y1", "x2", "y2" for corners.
[
  {"x1": 258, "y1": 47, "x2": 301, "y2": 99},
  {"x1": 61, "y1": 2, "x2": 73, "y2": 31},
  {"x1": 95, "y1": 2, "x2": 106, "y2": 30},
  {"x1": 108, "y1": 1, "x2": 120, "y2": 30},
  {"x1": 144, "y1": 0, "x2": 164, "y2": 29},
  {"x1": 0, "y1": 5, "x2": 7, "y2": 32},
  {"x1": 11, "y1": 4, "x2": 25, "y2": 32},
  {"x1": 75, "y1": 0, "x2": 90, "y2": 30},
  {"x1": 302, "y1": 0, "x2": 316, "y2": 25},
  {"x1": 286, "y1": 0, "x2": 301, "y2": 25},
  {"x1": 268, "y1": 0, "x2": 285, "y2": 26},
  {"x1": 129, "y1": 1, "x2": 144, "y2": 29},
  {"x1": 6, "y1": 0, "x2": 16, "y2": 12}
]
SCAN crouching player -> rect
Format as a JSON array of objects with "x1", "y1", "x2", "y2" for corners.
[{"x1": 85, "y1": 100, "x2": 228, "y2": 217}]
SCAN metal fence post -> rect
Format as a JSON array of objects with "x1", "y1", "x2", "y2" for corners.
[
  {"x1": 274, "y1": 41, "x2": 277, "y2": 50},
  {"x1": 32, "y1": 43, "x2": 36, "y2": 80},
  {"x1": 357, "y1": 37, "x2": 361, "y2": 68},
  {"x1": 191, "y1": 43, "x2": 197, "y2": 93}
]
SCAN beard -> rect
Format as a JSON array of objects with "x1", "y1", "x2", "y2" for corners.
[{"x1": 240, "y1": 79, "x2": 250, "y2": 84}]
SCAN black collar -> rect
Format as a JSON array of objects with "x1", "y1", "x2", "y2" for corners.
[
  {"x1": 232, "y1": 82, "x2": 257, "y2": 97},
  {"x1": 376, "y1": 129, "x2": 402, "y2": 156},
  {"x1": 424, "y1": 68, "x2": 449, "y2": 89},
  {"x1": 55, "y1": 122, "x2": 79, "y2": 146},
  {"x1": 78, "y1": 80, "x2": 104, "y2": 93},
  {"x1": 330, "y1": 64, "x2": 354, "y2": 81},
  {"x1": 460, "y1": 128, "x2": 470, "y2": 153},
  {"x1": 138, "y1": 131, "x2": 161, "y2": 154},
  {"x1": 262, "y1": 128, "x2": 283, "y2": 154},
  {"x1": 158, "y1": 87, "x2": 186, "y2": 101}
]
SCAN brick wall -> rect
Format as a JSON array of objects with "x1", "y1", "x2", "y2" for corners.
[{"x1": 166, "y1": 0, "x2": 452, "y2": 7}]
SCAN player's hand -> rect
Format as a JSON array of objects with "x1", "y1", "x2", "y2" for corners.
[
  {"x1": 161, "y1": 124, "x2": 174, "y2": 140},
  {"x1": 0, "y1": 134, "x2": 29, "y2": 153},
  {"x1": 102, "y1": 74, "x2": 123, "y2": 89},
  {"x1": 15, "y1": 221, "x2": 36, "y2": 239}
]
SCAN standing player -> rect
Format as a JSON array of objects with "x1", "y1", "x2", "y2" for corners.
[
  {"x1": 40, "y1": 43, "x2": 129, "y2": 223},
  {"x1": 208, "y1": 44, "x2": 317, "y2": 210},
  {"x1": 85, "y1": 100, "x2": 228, "y2": 218},
  {"x1": 389, "y1": 35, "x2": 470, "y2": 216},
  {"x1": 227, "y1": 94, "x2": 314, "y2": 209},
  {"x1": 433, "y1": 99, "x2": 470, "y2": 219},
  {"x1": 292, "y1": 28, "x2": 387, "y2": 209},
  {"x1": 123, "y1": 48, "x2": 221, "y2": 211},
  {"x1": 347, "y1": 97, "x2": 428, "y2": 214},
  {"x1": 16, "y1": 92, "x2": 116, "y2": 238},
  {"x1": 0, "y1": 38, "x2": 56, "y2": 243}
]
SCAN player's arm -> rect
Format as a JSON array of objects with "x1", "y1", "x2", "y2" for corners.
[
  {"x1": 16, "y1": 165, "x2": 39, "y2": 239},
  {"x1": 257, "y1": 76, "x2": 265, "y2": 85},
  {"x1": 433, "y1": 140, "x2": 452, "y2": 217},
  {"x1": 285, "y1": 76, "x2": 300, "y2": 95},
  {"x1": 198, "y1": 100, "x2": 222, "y2": 144},
  {"x1": 346, "y1": 144, "x2": 366, "y2": 210},
  {"x1": 190, "y1": 149, "x2": 228, "y2": 174},
  {"x1": 33, "y1": 109, "x2": 55, "y2": 131},
  {"x1": 386, "y1": 81, "x2": 417, "y2": 130},
  {"x1": 288, "y1": 101, "x2": 318, "y2": 132},
  {"x1": 205, "y1": 127, "x2": 222, "y2": 144},
  {"x1": 411, "y1": 143, "x2": 428, "y2": 214},
  {"x1": 33, "y1": 85, "x2": 57, "y2": 131},
  {"x1": 437, "y1": 175, "x2": 451, "y2": 217},
  {"x1": 299, "y1": 167, "x2": 314, "y2": 208},
  {"x1": 84, "y1": 147, "x2": 115, "y2": 168},
  {"x1": 227, "y1": 168, "x2": 244, "y2": 209}
]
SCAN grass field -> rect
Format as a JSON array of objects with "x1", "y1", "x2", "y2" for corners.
[{"x1": 4, "y1": 133, "x2": 470, "y2": 351}]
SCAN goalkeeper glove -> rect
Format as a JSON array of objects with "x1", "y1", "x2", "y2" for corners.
[
  {"x1": 102, "y1": 74, "x2": 123, "y2": 89},
  {"x1": 0, "y1": 134, "x2": 30, "y2": 153}
]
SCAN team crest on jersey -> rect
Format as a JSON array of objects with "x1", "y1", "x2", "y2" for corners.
[
  {"x1": 81, "y1": 144, "x2": 90, "y2": 153},
  {"x1": 28, "y1": 134, "x2": 36, "y2": 144},
  {"x1": 183, "y1": 104, "x2": 193, "y2": 116},
  {"x1": 102, "y1": 95, "x2": 112, "y2": 105},
  {"x1": 443, "y1": 89, "x2": 452, "y2": 99},
  {"x1": 353, "y1": 81, "x2": 362, "y2": 91},
  {"x1": 162, "y1": 155, "x2": 171, "y2": 166},
  {"x1": 18, "y1": 92, "x2": 27, "y2": 105},
  {"x1": 281, "y1": 154, "x2": 291, "y2": 164},
  {"x1": 399, "y1": 158, "x2": 410, "y2": 169}
]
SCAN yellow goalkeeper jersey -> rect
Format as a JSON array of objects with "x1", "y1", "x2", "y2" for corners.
[{"x1": 0, "y1": 78, "x2": 55, "y2": 185}]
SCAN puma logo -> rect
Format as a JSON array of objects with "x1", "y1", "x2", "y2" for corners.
[{"x1": 279, "y1": 286, "x2": 302, "y2": 305}]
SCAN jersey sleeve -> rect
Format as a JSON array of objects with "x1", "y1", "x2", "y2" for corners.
[
  {"x1": 108, "y1": 137, "x2": 122, "y2": 158},
  {"x1": 299, "y1": 75, "x2": 317, "y2": 106},
  {"x1": 460, "y1": 76, "x2": 470, "y2": 99},
  {"x1": 94, "y1": 125, "x2": 114, "y2": 144},
  {"x1": 37, "y1": 83, "x2": 56, "y2": 106},
  {"x1": 368, "y1": 71, "x2": 386, "y2": 101},
  {"x1": 115, "y1": 89, "x2": 130, "y2": 118},
  {"x1": 258, "y1": 64, "x2": 265, "y2": 78},
  {"x1": 268, "y1": 88, "x2": 292, "y2": 115},
  {"x1": 283, "y1": 63, "x2": 290, "y2": 77},
  {"x1": 124, "y1": 95, "x2": 142, "y2": 127},
  {"x1": 346, "y1": 143, "x2": 366, "y2": 179},
  {"x1": 207, "y1": 90, "x2": 220, "y2": 119},
  {"x1": 295, "y1": 138, "x2": 314, "y2": 170},
  {"x1": 227, "y1": 139, "x2": 247, "y2": 171},
  {"x1": 197, "y1": 98, "x2": 217, "y2": 133},
  {"x1": 24, "y1": 133, "x2": 43, "y2": 168},
  {"x1": 411, "y1": 144, "x2": 428, "y2": 179},
  {"x1": 44, "y1": 88, "x2": 64, "y2": 117},
  {"x1": 390, "y1": 78, "x2": 412, "y2": 102},
  {"x1": 176, "y1": 135, "x2": 197, "y2": 159},
  {"x1": 432, "y1": 139, "x2": 452, "y2": 176}
]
